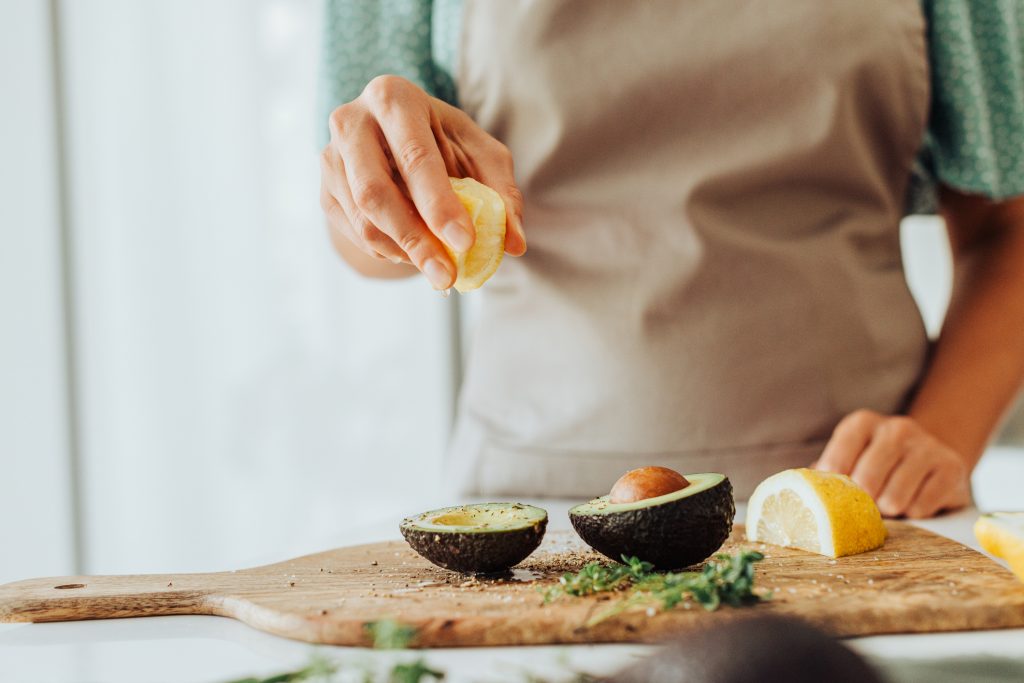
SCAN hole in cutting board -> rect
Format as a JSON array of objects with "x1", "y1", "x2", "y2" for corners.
[{"x1": 54, "y1": 583, "x2": 86, "y2": 590}]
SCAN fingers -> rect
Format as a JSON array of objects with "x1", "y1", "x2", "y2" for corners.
[
  {"x1": 363, "y1": 76, "x2": 476, "y2": 253},
  {"x1": 326, "y1": 96, "x2": 457, "y2": 289},
  {"x1": 904, "y1": 471, "x2": 946, "y2": 519},
  {"x1": 850, "y1": 417, "x2": 917, "y2": 499},
  {"x1": 335, "y1": 132, "x2": 455, "y2": 288},
  {"x1": 905, "y1": 461, "x2": 971, "y2": 519},
  {"x1": 472, "y1": 138, "x2": 527, "y2": 256},
  {"x1": 320, "y1": 148, "x2": 409, "y2": 265},
  {"x1": 818, "y1": 410, "x2": 974, "y2": 519},
  {"x1": 816, "y1": 409, "x2": 884, "y2": 475},
  {"x1": 875, "y1": 451, "x2": 930, "y2": 517}
]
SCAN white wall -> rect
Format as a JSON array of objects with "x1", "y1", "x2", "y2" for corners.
[
  {"x1": 0, "y1": 0, "x2": 76, "y2": 584},
  {"x1": 56, "y1": 0, "x2": 453, "y2": 574}
]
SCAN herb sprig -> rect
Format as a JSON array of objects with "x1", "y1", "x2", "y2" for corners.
[
  {"x1": 365, "y1": 618, "x2": 419, "y2": 650},
  {"x1": 543, "y1": 550, "x2": 767, "y2": 625},
  {"x1": 226, "y1": 621, "x2": 442, "y2": 683},
  {"x1": 547, "y1": 555, "x2": 655, "y2": 598},
  {"x1": 225, "y1": 656, "x2": 337, "y2": 683}
]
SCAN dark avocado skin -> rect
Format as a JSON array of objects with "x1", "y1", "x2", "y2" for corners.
[
  {"x1": 570, "y1": 478, "x2": 735, "y2": 569},
  {"x1": 401, "y1": 519, "x2": 547, "y2": 574},
  {"x1": 609, "y1": 615, "x2": 882, "y2": 683}
]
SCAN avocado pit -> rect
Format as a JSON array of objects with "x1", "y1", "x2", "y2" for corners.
[
  {"x1": 609, "y1": 466, "x2": 690, "y2": 504},
  {"x1": 569, "y1": 470, "x2": 735, "y2": 569}
]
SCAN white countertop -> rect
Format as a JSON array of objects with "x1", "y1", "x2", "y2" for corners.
[{"x1": 2, "y1": 498, "x2": 1023, "y2": 683}]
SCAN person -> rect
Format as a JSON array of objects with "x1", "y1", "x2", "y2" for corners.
[{"x1": 318, "y1": 1, "x2": 1024, "y2": 517}]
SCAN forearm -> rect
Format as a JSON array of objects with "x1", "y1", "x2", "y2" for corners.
[{"x1": 908, "y1": 194, "x2": 1024, "y2": 467}]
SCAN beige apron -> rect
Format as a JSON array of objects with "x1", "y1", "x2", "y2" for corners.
[{"x1": 448, "y1": 0, "x2": 930, "y2": 499}]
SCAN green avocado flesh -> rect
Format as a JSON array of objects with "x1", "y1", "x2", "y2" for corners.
[
  {"x1": 400, "y1": 502, "x2": 547, "y2": 573},
  {"x1": 569, "y1": 472, "x2": 735, "y2": 569}
]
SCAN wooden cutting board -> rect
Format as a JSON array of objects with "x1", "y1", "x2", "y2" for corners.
[{"x1": 2, "y1": 523, "x2": 1023, "y2": 648}]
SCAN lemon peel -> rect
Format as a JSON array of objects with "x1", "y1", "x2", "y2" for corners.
[{"x1": 746, "y1": 468, "x2": 886, "y2": 558}]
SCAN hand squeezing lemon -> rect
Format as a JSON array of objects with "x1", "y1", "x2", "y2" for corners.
[{"x1": 444, "y1": 177, "x2": 506, "y2": 292}]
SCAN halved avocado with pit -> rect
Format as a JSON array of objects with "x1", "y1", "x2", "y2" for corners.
[
  {"x1": 400, "y1": 502, "x2": 547, "y2": 573},
  {"x1": 569, "y1": 472, "x2": 734, "y2": 569}
]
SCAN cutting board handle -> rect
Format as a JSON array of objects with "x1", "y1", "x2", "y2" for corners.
[{"x1": 0, "y1": 573, "x2": 215, "y2": 623}]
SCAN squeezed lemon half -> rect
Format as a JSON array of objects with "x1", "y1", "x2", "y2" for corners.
[
  {"x1": 975, "y1": 512, "x2": 1024, "y2": 582},
  {"x1": 745, "y1": 468, "x2": 887, "y2": 558},
  {"x1": 444, "y1": 177, "x2": 506, "y2": 292}
]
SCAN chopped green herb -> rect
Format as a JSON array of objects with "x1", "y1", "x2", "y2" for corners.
[
  {"x1": 365, "y1": 619, "x2": 418, "y2": 649},
  {"x1": 543, "y1": 550, "x2": 767, "y2": 625},
  {"x1": 366, "y1": 620, "x2": 443, "y2": 680},
  {"x1": 544, "y1": 555, "x2": 654, "y2": 600},
  {"x1": 224, "y1": 655, "x2": 337, "y2": 683},
  {"x1": 225, "y1": 621, "x2": 443, "y2": 683},
  {"x1": 388, "y1": 659, "x2": 445, "y2": 683}
]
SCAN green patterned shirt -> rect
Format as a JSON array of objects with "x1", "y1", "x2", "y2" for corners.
[{"x1": 320, "y1": 0, "x2": 1024, "y2": 212}]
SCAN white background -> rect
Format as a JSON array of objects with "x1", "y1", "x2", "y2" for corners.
[
  {"x1": 1, "y1": 0, "x2": 1021, "y2": 589},
  {"x1": 2, "y1": 0, "x2": 457, "y2": 584}
]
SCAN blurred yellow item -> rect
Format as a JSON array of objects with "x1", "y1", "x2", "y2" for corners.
[
  {"x1": 746, "y1": 468, "x2": 887, "y2": 558},
  {"x1": 445, "y1": 177, "x2": 506, "y2": 292},
  {"x1": 975, "y1": 512, "x2": 1024, "y2": 582}
]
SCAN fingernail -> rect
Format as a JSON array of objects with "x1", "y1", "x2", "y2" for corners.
[
  {"x1": 511, "y1": 216, "x2": 526, "y2": 244},
  {"x1": 423, "y1": 259, "x2": 451, "y2": 290},
  {"x1": 443, "y1": 221, "x2": 473, "y2": 253}
]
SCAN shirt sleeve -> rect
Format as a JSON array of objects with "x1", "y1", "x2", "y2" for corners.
[
  {"x1": 318, "y1": 0, "x2": 459, "y2": 144},
  {"x1": 909, "y1": 0, "x2": 1024, "y2": 213}
]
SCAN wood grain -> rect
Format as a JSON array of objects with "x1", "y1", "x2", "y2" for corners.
[{"x1": 2, "y1": 523, "x2": 1023, "y2": 648}]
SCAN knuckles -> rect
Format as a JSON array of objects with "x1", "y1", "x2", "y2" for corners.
[
  {"x1": 350, "y1": 177, "x2": 390, "y2": 213},
  {"x1": 488, "y1": 138, "x2": 514, "y2": 165},
  {"x1": 362, "y1": 74, "x2": 412, "y2": 105},
  {"x1": 328, "y1": 102, "x2": 363, "y2": 140},
  {"x1": 881, "y1": 416, "x2": 917, "y2": 441},
  {"x1": 503, "y1": 183, "x2": 525, "y2": 210},
  {"x1": 396, "y1": 229, "x2": 426, "y2": 258},
  {"x1": 318, "y1": 186, "x2": 335, "y2": 213},
  {"x1": 396, "y1": 140, "x2": 434, "y2": 176},
  {"x1": 360, "y1": 223, "x2": 400, "y2": 260},
  {"x1": 837, "y1": 409, "x2": 879, "y2": 436},
  {"x1": 354, "y1": 217, "x2": 380, "y2": 244},
  {"x1": 319, "y1": 146, "x2": 333, "y2": 172}
]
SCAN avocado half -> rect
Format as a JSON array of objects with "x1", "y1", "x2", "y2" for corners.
[
  {"x1": 400, "y1": 502, "x2": 547, "y2": 574},
  {"x1": 569, "y1": 472, "x2": 735, "y2": 569}
]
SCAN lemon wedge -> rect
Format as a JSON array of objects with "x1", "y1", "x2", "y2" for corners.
[
  {"x1": 975, "y1": 512, "x2": 1024, "y2": 582},
  {"x1": 444, "y1": 177, "x2": 506, "y2": 292},
  {"x1": 746, "y1": 468, "x2": 887, "y2": 558}
]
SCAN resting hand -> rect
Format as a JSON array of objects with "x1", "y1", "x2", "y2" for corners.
[{"x1": 814, "y1": 410, "x2": 971, "y2": 518}]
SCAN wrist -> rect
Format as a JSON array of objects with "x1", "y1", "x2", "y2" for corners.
[{"x1": 907, "y1": 405, "x2": 984, "y2": 469}]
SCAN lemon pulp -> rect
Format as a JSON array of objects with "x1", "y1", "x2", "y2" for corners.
[
  {"x1": 444, "y1": 177, "x2": 506, "y2": 292},
  {"x1": 746, "y1": 468, "x2": 886, "y2": 558},
  {"x1": 975, "y1": 512, "x2": 1024, "y2": 582}
]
